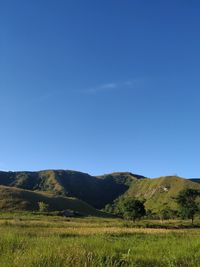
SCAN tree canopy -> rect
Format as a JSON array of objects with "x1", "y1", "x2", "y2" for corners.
[
  {"x1": 177, "y1": 189, "x2": 200, "y2": 224},
  {"x1": 118, "y1": 197, "x2": 146, "y2": 221}
]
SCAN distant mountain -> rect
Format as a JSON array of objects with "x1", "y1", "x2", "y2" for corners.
[
  {"x1": 0, "y1": 170, "x2": 199, "y2": 214},
  {"x1": 0, "y1": 185, "x2": 105, "y2": 216},
  {"x1": 125, "y1": 176, "x2": 200, "y2": 212},
  {"x1": 0, "y1": 170, "x2": 144, "y2": 209},
  {"x1": 189, "y1": 179, "x2": 200, "y2": 184}
]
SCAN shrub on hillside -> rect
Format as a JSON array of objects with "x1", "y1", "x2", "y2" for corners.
[{"x1": 38, "y1": 202, "x2": 49, "y2": 212}]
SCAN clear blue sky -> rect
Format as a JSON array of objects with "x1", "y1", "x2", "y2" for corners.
[{"x1": 1, "y1": 1, "x2": 200, "y2": 178}]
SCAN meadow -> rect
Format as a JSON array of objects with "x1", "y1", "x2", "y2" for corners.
[{"x1": 0, "y1": 213, "x2": 199, "y2": 267}]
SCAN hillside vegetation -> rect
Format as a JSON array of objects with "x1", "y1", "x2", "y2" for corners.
[
  {"x1": 0, "y1": 185, "x2": 105, "y2": 216},
  {"x1": 0, "y1": 170, "x2": 142, "y2": 209},
  {"x1": 0, "y1": 170, "x2": 200, "y2": 214},
  {"x1": 126, "y1": 176, "x2": 200, "y2": 212}
]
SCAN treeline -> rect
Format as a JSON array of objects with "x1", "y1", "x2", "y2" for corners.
[{"x1": 105, "y1": 188, "x2": 200, "y2": 224}]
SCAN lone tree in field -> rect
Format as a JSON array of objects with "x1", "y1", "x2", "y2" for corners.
[
  {"x1": 177, "y1": 189, "x2": 200, "y2": 224},
  {"x1": 159, "y1": 207, "x2": 177, "y2": 221},
  {"x1": 118, "y1": 197, "x2": 146, "y2": 222},
  {"x1": 38, "y1": 201, "x2": 49, "y2": 212}
]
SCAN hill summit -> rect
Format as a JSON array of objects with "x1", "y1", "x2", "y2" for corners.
[{"x1": 0, "y1": 170, "x2": 199, "y2": 214}]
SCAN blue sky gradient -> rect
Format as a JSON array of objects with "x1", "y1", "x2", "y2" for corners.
[{"x1": 1, "y1": 1, "x2": 200, "y2": 177}]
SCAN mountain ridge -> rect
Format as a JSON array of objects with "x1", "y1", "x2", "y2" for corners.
[
  {"x1": 0, "y1": 170, "x2": 144, "y2": 209},
  {"x1": 0, "y1": 170, "x2": 199, "y2": 214},
  {"x1": 0, "y1": 184, "x2": 105, "y2": 216}
]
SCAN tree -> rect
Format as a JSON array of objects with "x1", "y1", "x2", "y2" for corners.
[
  {"x1": 38, "y1": 201, "x2": 49, "y2": 212},
  {"x1": 104, "y1": 203, "x2": 115, "y2": 214},
  {"x1": 159, "y1": 208, "x2": 170, "y2": 221},
  {"x1": 118, "y1": 197, "x2": 146, "y2": 222},
  {"x1": 145, "y1": 209, "x2": 154, "y2": 219},
  {"x1": 177, "y1": 189, "x2": 200, "y2": 224},
  {"x1": 158, "y1": 207, "x2": 177, "y2": 221}
]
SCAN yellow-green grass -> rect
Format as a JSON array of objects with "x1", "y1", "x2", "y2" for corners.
[
  {"x1": 127, "y1": 176, "x2": 200, "y2": 212},
  {"x1": 0, "y1": 214, "x2": 199, "y2": 266}
]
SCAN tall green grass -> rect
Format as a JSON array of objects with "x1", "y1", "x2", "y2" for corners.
[{"x1": 0, "y1": 214, "x2": 199, "y2": 266}]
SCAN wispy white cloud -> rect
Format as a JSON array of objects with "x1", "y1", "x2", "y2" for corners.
[
  {"x1": 34, "y1": 90, "x2": 63, "y2": 103},
  {"x1": 86, "y1": 82, "x2": 117, "y2": 94},
  {"x1": 123, "y1": 81, "x2": 133, "y2": 86},
  {"x1": 101, "y1": 83, "x2": 117, "y2": 89},
  {"x1": 85, "y1": 79, "x2": 141, "y2": 94}
]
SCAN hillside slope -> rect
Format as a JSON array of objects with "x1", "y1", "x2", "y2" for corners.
[
  {"x1": 0, "y1": 185, "x2": 105, "y2": 216},
  {"x1": 189, "y1": 179, "x2": 200, "y2": 184},
  {"x1": 1, "y1": 170, "x2": 199, "y2": 213},
  {"x1": 0, "y1": 170, "x2": 143, "y2": 209},
  {"x1": 126, "y1": 176, "x2": 200, "y2": 212}
]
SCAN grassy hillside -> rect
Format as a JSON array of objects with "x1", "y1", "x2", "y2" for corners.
[
  {"x1": 126, "y1": 176, "x2": 200, "y2": 212},
  {"x1": 0, "y1": 170, "x2": 143, "y2": 209},
  {"x1": 1, "y1": 170, "x2": 199, "y2": 213},
  {"x1": 189, "y1": 178, "x2": 200, "y2": 184},
  {"x1": 0, "y1": 185, "x2": 105, "y2": 216}
]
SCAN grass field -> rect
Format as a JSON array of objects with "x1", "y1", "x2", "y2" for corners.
[{"x1": 0, "y1": 213, "x2": 200, "y2": 267}]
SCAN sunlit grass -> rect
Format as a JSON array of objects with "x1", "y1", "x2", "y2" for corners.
[{"x1": 0, "y1": 213, "x2": 199, "y2": 266}]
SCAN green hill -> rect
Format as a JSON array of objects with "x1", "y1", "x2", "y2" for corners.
[
  {"x1": 0, "y1": 170, "x2": 143, "y2": 209},
  {"x1": 0, "y1": 170, "x2": 199, "y2": 214},
  {"x1": 126, "y1": 176, "x2": 200, "y2": 212},
  {"x1": 189, "y1": 178, "x2": 200, "y2": 184},
  {"x1": 0, "y1": 185, "x2": 105, "y2": 216}
]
